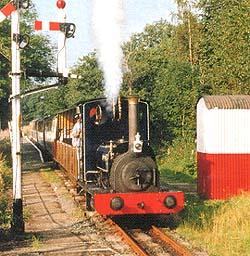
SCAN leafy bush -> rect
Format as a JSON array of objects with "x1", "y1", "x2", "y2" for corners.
[
  {"x1": 0, "y1": 195, "x2": 11, "y2": 226},
  {"x1": 158, "y1": 138, "x2": 196, "y2": 182},
  {"x1": 0, "y1": 154, "x2": 12, "y2": 191},
  {"x1": 0, "y1": 132, "x2": 11, "y2": 166},
  {"x1": 0, "y1": 138, "x2": 12, "y2": 228}
]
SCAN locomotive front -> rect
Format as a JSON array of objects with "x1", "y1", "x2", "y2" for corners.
[
  {"x1": 83, "y1": 96, "x2": 184, "y2": 215},
  {"x1": 96, "y1": 96, "x2": 158, "y2": 193}
]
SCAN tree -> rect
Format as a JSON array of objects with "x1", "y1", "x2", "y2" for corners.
[
  {"x1": 199, "y1": 0, "x2": 250, "y2": 94},
  {"x1": 0, "y1": 1, "x2": 55, "y2": 127},
  {"x1": 123, "y1": 20, "x2": 199, "y2": 146},
  {"x1": 63, "y1": 52, "x2": 104, "y2": 107}
]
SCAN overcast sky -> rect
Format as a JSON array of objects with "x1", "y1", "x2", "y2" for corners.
[{"x1": 32, "y1": 0, "x2": 177, "y2": 68}]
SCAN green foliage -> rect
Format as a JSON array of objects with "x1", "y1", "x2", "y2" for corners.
[
  {"x1": 158, "y1": 138, "x2": 196, "y2": 179},
  {"x1": 0, "y1": 140, "x2": 12, "y2": 227},
  {"x1": 181, "y1": 194, "x2": 223, "y2": 229},
  {"x1": 0, "y1": 196, "x2": 11, "y2": 226},
  {"x1": 178, "y1": 194, "x2": 250, "y2": 255},
  {"x1": 1, "y1": 0, "x2": 249, "y2": 169},
  {"x1": 199, "y1": 0, "x2": 250, "y2": 94},
  {"x1": 0, "y1": 136, "x2": 11, "y2": 166},
  {"x1": 123, "y1": 20, "x2": 200, "y2": 146},
  {"x1": 64, "y1": 53, "x2": 104, "y2": 106},
  {"x1": 0, "y1": 2, "x2": 55, "y2": 126}
]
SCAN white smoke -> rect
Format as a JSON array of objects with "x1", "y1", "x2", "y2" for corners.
[{"x1": 93, "y1": 0, "x2": 124, "y2": 104}]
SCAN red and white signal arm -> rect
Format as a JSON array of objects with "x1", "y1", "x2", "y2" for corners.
[
  {"x1": 35, "y1": 20, "x2": 61, "y2": 31},
  {"x1": 0, "y1": 2, "x2": 16, "y2": 23}
]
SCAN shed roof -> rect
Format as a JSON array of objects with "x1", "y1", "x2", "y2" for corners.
[{"x1": 203, "y1": 95, "x2": 250, "y2": 109}]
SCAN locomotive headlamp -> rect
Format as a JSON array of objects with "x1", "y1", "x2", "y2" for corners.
[
  {"x1": 135, "y1": 143, "x2": 142, "y2": 151},
  {"x1": 133, "y1": 132, "x2": 143, "y2": 153},
  {"x1": 110, "y1": 197, "x2": 124, "y2": 211},
  {"x1": 164, "y1": 196, "x2": 177, "y2": 209}
]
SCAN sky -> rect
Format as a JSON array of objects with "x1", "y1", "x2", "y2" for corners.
[{"x1": 32, "y1": 0, "x2": 177, "y2": 68}]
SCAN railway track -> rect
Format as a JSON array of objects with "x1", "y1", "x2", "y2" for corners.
[
  {"x1": 59, "y1": 170, "x2": 193, "y2": 256},
  {"x1": 105, "y1": 218, "x2": 193, "y2": 256},
  {"x1": 54, "y1": 166, "x2": 194, "y2": 256}
]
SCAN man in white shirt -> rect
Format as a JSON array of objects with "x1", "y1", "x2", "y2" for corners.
[
  {"x1": 72, "y1": 114, "x2": 83, "y2": 180},
  {"x1": 72, "y1": 114, "x2": 82, "y2": 147}
]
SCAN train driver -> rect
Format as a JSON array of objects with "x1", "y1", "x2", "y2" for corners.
[{"x1": 72, "y1": 114, "x2": 83, "y2": 180}]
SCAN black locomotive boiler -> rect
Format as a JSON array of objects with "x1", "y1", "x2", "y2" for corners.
[{"x1": 30, "y1": 96, "x2": 184, "y2": 216}]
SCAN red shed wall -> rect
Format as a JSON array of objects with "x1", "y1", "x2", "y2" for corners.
[{"x1": 197, "y1": 153, "x2": 250, "y2": 199}]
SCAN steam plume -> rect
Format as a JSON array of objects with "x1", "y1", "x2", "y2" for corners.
[{"x1": 93, "y1": 0, "x2": 124, "y2": 104}]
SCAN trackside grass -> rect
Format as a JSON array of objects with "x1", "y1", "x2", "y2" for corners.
[
  {"x1": 177, "y1": 194, "x2": 250, "y2": 256},
  {"x1": 0, "y1": 132, "x2": 12, "y2": 232},
  {"x1": 159, "y1": 140, "x2": 250, "y2": 255}
]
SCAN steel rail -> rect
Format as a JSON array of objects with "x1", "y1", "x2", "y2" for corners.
[
  {"x1": 106, "y1": 219, "x2": 149, "y2": 256},
  {"x1": 150, "y1": 225, "x2": 193, "y2": 256}
]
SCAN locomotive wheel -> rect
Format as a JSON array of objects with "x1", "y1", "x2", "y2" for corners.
[{"x1": 110, "y1": 153, "x2": 158, "y2": 193}]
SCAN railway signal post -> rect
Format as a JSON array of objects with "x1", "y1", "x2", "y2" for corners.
[
  {"x1": 34, "y1": 0, "x2": 76, "y2": 80},
  {"x1": 11, "y1": 3, "x2": 24, "y2": 234},
  {"x1": 57, "y1": 0, "x2": 67, "y2": 75}
]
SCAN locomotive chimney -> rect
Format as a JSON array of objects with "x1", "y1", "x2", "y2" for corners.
[{"x1": 128, "y1": 95, "x2": 139, "y2": 147}]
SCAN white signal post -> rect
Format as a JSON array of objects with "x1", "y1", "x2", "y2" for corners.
[
  {"x1": 11, "y1": 7, "x2": 24, "y2": 233},
  {"x1": 57, "y1": 0, "x2": 67, "y2": 76}
]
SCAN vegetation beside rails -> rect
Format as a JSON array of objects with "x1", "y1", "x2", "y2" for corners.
[
  {"x1": 0, "y1": 131, "x2": 12, "y2": 234},
  {"x1": 177, "y1": 194, "x2": 250, "y2": 256},
  {"x1": 158, "y1": 138, "x2": 196, "y2": 183},
  {"x1": 159, "y1": 139, "x2": 250, "y2": 255},
  {"x1": 40, "y1": 168, "x2": 62, "y2": 185}
]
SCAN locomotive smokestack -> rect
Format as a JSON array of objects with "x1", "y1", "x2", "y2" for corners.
[{"x1": 128, "y1": 96, "x2": 139, "y2": 147}]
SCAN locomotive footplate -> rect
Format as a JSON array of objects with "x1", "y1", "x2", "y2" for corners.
[{"x1": 94, "y1": 191, "x2": 184, "y2": 216}]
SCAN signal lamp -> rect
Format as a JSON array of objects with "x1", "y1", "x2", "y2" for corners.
[
  {"x1": 14, "y1": 0, "x2": 30, "y2": 9},
  {"x1": 60, "y1": 23, "x2": 76, "y2": 38},
  {"x1": 13, "y1": 34, "x2": 30, "y2": 49},
  {"x1": 164, "y1": 196, "x2": 177, "y2": 209}
]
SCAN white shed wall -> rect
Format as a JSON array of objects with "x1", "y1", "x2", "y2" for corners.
[{"x1": 197, "y1": 98, "x2": 250, "y2": 154}]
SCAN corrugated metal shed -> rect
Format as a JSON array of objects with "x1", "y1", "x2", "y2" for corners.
[
  {"x1": 197, "y1": 95, "x2": 250, "y2": 200},
  {"x1": 203, "y1": 95, "x2": 250, "y2": 109}
]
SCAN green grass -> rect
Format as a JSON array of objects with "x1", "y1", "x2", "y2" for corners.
[
  {"x1": 40, "y1": 168, "x2": 62, "y2": 184},
  {"x1": 160, "y1": 167, "x2": 195, "y2": 183},
  {"x1": 158, "y1": 138, "x2": 250, "y2": 255},
  {"x1": 31, "y1": 235, "x2": 42, "y2": 250},
  {"x1": 177, "y1": 193, "x2": 250, "y2": 256}
]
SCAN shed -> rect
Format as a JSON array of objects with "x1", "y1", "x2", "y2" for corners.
[{"x1": 197, "y1": 95, "x2": 250, "y2": 199}]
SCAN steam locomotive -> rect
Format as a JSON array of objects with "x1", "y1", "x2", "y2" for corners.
[{"x1": 30, "y1": 96, "x2": 184, "y2": 216}]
